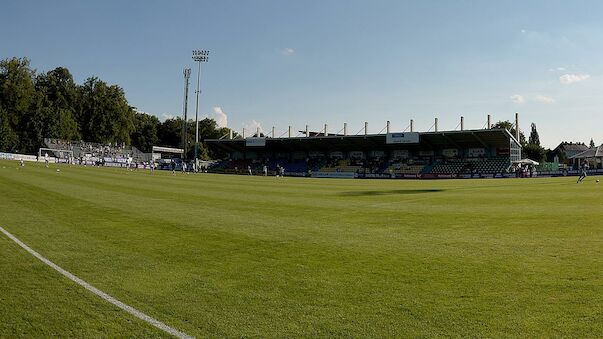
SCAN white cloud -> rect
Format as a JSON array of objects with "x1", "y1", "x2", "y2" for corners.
[
  {"x1": 243, "y1": 120, "x2": 262, "y2": 135},
  {"x1": 559, "y1": 73, "x2": 590, "y2": 84},
  {"x1": 212, "y1": 106, "x2": 228, "y2": 128},
  {"x1": 534, "y1": 95, "x2": 555, "y2": 104},
  {"x1": 548, "y1": 67, "x2": 566, "y2": 72},
  {"x1": 510, "y1": 94, "x2": 525, "y2": 104},
  {"x1": 280, "y1": 48, "x2": 295, "y2": 56},
  {"x1": 161, "y1": 112, "x2": 174, "y2": 121}
]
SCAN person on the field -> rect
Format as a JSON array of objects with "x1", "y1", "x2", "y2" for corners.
[
  {"x1": 182, "y1": 161, "x2": 187, "y2": 174},
  {"x1": 19, "y1": 158, "x2": 24, "y2": 167},
  {"x1": 577, "y1": 161, "x2": 589, "y2": 183},
  {"x1": 44, "y1": 152, "x2": 49, "y2": 168},
  {"x1": 279, "y1": 166, "x2": 285, "y2": 177},
  {"x1": 171, "y1": 160, "x2": 176, "y2": 175},
  {"x1": 247, "y1": 165, "x2": 252, "y2": 175},
  {"x1": 263, "y1": 165, "x2": 268, "y2": 176}
]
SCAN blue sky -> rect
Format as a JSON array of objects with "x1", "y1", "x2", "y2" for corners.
[{"x1": 2, "y1": 0, "x2": 602, "y2": 148}]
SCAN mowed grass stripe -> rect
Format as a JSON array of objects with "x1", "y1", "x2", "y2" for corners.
[
  {"x1": 0, "y1": 235, "x2": 166, "y2": 338},
  {"x1": 0, "y1": 226, "x2": 193, "y2": 339},
  {"x1": 0, "y1": 160, "x2": 602, "y2": 337}
]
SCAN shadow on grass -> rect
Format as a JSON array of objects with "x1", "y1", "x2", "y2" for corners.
[{"x1": 339, "y1": 189, "x2": 446, "y2": 196}]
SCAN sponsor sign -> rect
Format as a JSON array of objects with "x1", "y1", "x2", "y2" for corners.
[
  {"x1": 311, "y1": 171, "x2": 356, "y2": 179},
  {"x1": 442, "y1": 149, "x2": 459, "y2": 157},
  {"x1": 496, "y1": 147, "x2": 510, "y2": 155},
  {"x1": 1, "y1": 153, "x2": 38, "y2": 162},
  {"x1": 392, "y1": 150, "x2": 409, "y2": 159},
  {"x1": 419, "y1": 150, "x2": 434, "y2": 157},
  {"x1": 349, "y1": 151, "x2": 364, "y2": 159},
  {"x1": 386, "y1": 132, "x2": 419, "y2": 144},
  {"x1": 468, "y1": 148, "x2": 486, "y2": 157},
  {"x1": 245, "y1": 137, "x2": 266, "y2": 147},
  {"x1": 370, "y1": 150, "x2": 385, "y2": 157},
  {"x1": 0, "y1": 152, "x2": 14, "y2": 160}
]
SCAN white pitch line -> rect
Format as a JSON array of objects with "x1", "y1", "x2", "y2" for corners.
[{"x1": 0, "y1": 226, "x2": 193, "y2": 339}]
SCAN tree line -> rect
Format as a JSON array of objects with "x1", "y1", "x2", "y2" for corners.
[
  {"x1": 0, "y1": 57, "x2": 231, "y2": 159},
  {"x1": 1, "y1": 57, "x2": 588, "y2": 164}
]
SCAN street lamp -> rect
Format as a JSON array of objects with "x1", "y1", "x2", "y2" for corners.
[
  {"x1": 192, "y1": 50, "x2": 209, "y2": 168},
  {"x1": 182, "y1": 68, "x2": 191, "y2": 160}
]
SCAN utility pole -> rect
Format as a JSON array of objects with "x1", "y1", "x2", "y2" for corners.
[{"x1": 182, "y1": 68, "x2": 191, "y2": 159}]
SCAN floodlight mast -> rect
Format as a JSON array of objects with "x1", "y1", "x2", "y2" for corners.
[
  {"x1": 192, "y1": 50, "x2": 209, "y2": 167},
  {"x1": 182, "y1": 68, "x2": 191, "y2": 160}
]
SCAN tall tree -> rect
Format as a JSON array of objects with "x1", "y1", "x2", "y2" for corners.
[
  {"x1": 0, "y1": 57, "x2": 37, "y2": 152},
  {"x1": 0, "y1": 106, "x2": 19, "y2": 151},
  {"x1": 157, "y1": 117, "x2": 183, "y2": 149},
  {"x1": 0, "y1": 56, "x2": 238, "y2": 157},
  {"x1": 79, "y1": 77, "x2": 134, "y2": 144},
  {"x1": 131, "y1": 112, "x2": 160, "y2": 152},
  {"x1": 590, "y1": 138, "x2": 595, "y2": 148},
  {"x1": 528, "y1": 123, "x2": 540, "y2": 146},
  {"x1": 35, "y1": 67, "x2": 80, "y2": 141}
]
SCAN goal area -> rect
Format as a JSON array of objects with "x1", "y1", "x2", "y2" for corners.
[{"x1": 38, "y1": 148, "x2": 74, "y2": 164}]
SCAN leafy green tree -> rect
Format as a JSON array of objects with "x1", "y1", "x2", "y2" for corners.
[
  {"x1": 157, "y1": 117, "x2": 183, "y2": 148},
  {"x1": 34, "y1": 67, "x2": 80, "y2": 142},
  {"x1": 0, "y1": 106, "x2": 18, "y2": 151},
  {"x1": 131, "y1": 112, "x2": 160, "y2": 152},
  {"x1": 79, "y1": 77, "x2": 134, "y2": 144},
  {"x1": 522, "y1": 143, "x2": 546, "y2": 162},
  {"x1": 0, "y1": 56, "x2": 234, "y2": 157},
  {"x1": 0, "y1": 57, "x2": 37, "y2": 152}
]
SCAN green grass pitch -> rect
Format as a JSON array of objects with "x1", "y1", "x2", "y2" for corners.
[{"x1": 0, "y1": 159, "x2": 601, "y2": 337}]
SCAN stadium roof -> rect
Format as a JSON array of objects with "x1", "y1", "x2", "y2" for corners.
[{"x1": 205, "y1": 128, "x2": 520, "y2": 153}]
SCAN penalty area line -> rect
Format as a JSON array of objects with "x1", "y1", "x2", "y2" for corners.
[{"x1": 0, "y1": 225, "x2": 193, "y2": 339}]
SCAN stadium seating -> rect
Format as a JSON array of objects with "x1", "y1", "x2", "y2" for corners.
[
  {"x1": 428, "y1": 157, "x2": 510, "y2": 175},
  {"x1": 208, "y1": 154, "x2": 511, "y2": 178},
  {"x1": 44, "y1": 138, "x2": 150, "y2": 164},
  {"x1": 386, "y1": 162, "x2": 426, "y2": 175},
  {"x1": 319, "y1": 160, "x2": 361, "y2": 173}
]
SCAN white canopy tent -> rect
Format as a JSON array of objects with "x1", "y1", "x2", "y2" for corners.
[{"x1": 514, "y1": 158, "x2": 539, "y2": 166}]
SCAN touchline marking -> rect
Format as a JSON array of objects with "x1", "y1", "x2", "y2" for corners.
[{"x1": 0, "y1": 226, "x2": 193, "y2": 339}]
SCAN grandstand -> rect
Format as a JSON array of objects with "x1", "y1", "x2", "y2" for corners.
[
  {"x1": 43, "y1": 138, "x2": 151, "y2": 166},
  {"x1": 205, "y1": 124, "x2": 522, "y2": 179}
]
